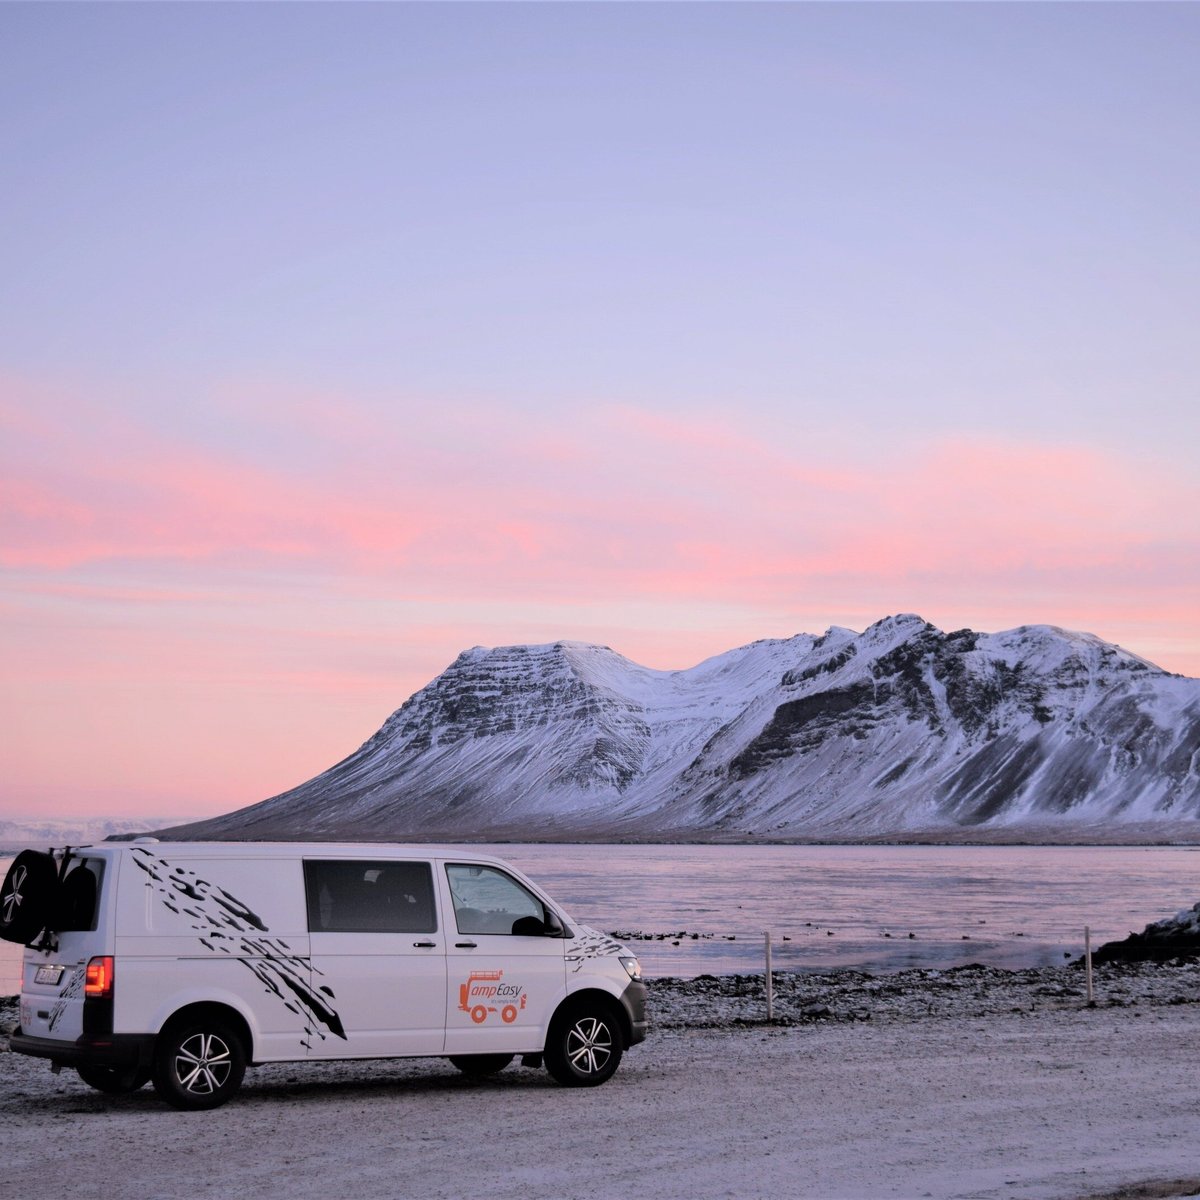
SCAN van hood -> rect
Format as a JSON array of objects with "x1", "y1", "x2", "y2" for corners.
[{"x1": 566, "y1": 923, "x2": 630, "y2": 961}]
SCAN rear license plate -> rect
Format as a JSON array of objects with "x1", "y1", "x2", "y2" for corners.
[{"x1": 35, "y1": 965, "x2": 64, "y2": 986}]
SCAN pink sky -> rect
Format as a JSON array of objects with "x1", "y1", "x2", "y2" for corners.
[{"x1": 3, "y1": 5, "x2": 1198, "y2": 820}]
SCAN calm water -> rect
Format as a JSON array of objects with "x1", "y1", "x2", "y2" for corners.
[
  {"x1": 499, "y1": 843, "x2": 1200, "y2": 976},
  {"x1": 2, "y1": 844, "x2": 1198, "y2": 990}
]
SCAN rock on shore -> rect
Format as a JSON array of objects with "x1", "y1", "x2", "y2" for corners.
[{"x1": 1092, "y1": 901, "x2": 1200, "y2": 965}]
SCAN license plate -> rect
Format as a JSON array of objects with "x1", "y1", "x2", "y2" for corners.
[{"x1": 35, "y1": 965, "x2": 64, "y2": 986}]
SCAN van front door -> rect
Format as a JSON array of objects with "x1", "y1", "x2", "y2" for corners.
[
  {"x1": 440, "y1": 863, "x2": 567, "y2": 1056},
  {"x1": 304, "y1": 859, "x2": 446, "y2": 1058}
]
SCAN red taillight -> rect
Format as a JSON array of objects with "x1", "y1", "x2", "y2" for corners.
[{"x1": 84, "y1": 956, "x2": 113, "y2": 998}]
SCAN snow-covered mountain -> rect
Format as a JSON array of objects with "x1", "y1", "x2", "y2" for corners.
[{"x1": 165, "y1": 615, "x2": 1200, "y2": 843}]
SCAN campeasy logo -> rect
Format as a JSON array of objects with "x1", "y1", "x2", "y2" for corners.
[{"x1": 458, "y1": 969, "x2": 528, "y2": 1025}]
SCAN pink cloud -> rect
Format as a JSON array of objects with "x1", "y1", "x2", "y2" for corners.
[{"x1": 4, "y1": 380, "x2": 1195, "y2": 612}]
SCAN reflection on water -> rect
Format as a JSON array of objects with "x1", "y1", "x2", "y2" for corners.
[{"x1": 2, "y1": 844, "x2": 1197, "y2": 988}]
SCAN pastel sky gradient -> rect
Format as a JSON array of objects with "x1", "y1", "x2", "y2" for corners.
[{"x1": 3, "y1": 4, "x2": 1198, "y2": 819}]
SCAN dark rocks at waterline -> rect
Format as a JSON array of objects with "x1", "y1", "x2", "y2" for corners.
[{"x1": 1091, "y1": 901, "x2": 1200, "y2": 965}]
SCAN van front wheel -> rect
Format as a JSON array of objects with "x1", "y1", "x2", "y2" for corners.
[
  {"x1": 152, "y1": 1019, "x2": 246, "y2": 1110},
  {"x1": 544, "y1": 1004, "x2": 622, "y2": 1087}
]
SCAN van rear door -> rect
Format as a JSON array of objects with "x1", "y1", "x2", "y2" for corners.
[
  {"x1": 304, "y1": 858, "x2": 447, "y2": 1058},
  {"x1": 18, "y1": 854, "x2": 109, "y2": 1046}
]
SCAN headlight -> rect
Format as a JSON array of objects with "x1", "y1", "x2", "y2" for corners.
[{"x1": 619, "y1": 956, "x2": 642, "y2": 981}]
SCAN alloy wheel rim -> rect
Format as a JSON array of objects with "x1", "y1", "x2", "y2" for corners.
[
  {"x1": 175, "y1": 1032, "x2": 233, "y2": 1094},
  {"x1": 1, "y1": 865, "x2": 27, "y2": 923},
  {"x1": 566, "y1": 1016, "x2": 613, "y2": 1076}
]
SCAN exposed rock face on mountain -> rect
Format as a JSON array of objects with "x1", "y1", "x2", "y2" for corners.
[{"x1": 165, "y1": 615, "x2": 1200, "y2": 843}]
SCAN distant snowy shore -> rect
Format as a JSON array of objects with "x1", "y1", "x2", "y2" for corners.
[{"x1": 0, "y1": 815, "x2": 203, "y2": 853}]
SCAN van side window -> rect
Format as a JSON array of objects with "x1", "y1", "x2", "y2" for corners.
[
  {"x1": 303, "y1": 861, "x2": 437, "y2": 934},
  {"x1": 445, "y1": 864, "x2": 550, "y2": 936}
]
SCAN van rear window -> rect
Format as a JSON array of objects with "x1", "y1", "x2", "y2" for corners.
[
  {"x1": 303, "y1": 860, "x2": 437, "y2": 934},
  {"x1": 57, "y1": 857, "x2": 104, "y2": 932}
]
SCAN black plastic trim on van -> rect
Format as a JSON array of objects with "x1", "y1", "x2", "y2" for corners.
[
  {"x1": 82, "y1": 993, "x2": 114, "y2": 1038},
  {"x1": 10, "y1": 1030, "x2": 155, "y2": 1071}
]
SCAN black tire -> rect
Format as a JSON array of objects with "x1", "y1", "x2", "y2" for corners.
[
  {"x1": 544, "y1": 1002, "x2": 623, "y2": 1087},
  {"x1": 448, "y1": 1054, "x2": 514, "y2": 1079},
  {"x1": 0, "y1": 850, "x2": 59, "y2": 945},
  {"x1": 152, "y1": 1018, "x2": 246, "y2": 1111},
  {"x1": 77, "y1": 1063, "x2": 152, "y2": 1094}
]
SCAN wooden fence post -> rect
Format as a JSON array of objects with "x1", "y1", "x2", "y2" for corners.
[
  {"x1": 764, "y1": 930, "x2": 774, "y2": 1021},
  {"x1": 1085, "y1": 926, "x2": 1095, "y2": 1006}
]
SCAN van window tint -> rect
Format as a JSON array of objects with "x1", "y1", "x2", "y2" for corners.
[
  {"x1": 304, "y1": 861, "x2": 437, "y2": 934},
  {"x1": 446, "y1": 864, "x2": 547, "y2": 935}
]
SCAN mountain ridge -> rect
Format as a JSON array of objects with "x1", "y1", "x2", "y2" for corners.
[{"x1": 161, "y1": 615, "x2": 1200, "y2": 844}]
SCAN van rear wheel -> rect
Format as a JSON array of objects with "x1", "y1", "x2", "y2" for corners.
[
  {"x1": 77, "y1": 1063, "x2": 151, "y2": 1094},
  {"x1": 544, "y1": 1003, "x2": 622, "y2": 1087},
  {"x1": 152, "y1": 1019, "x2": 246, "y2": 1110}
]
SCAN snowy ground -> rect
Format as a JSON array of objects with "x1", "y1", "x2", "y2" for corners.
[{"x1": 4, "y1": 962, "x2": 1200, "y2": 1200}]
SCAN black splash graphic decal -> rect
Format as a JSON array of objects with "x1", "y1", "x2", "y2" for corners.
[
  {"x1": 47, "y1": 966, "x2": 84, "y2": 1032},
  {"x1": 132, "y1": 848, "x2": 347, "y2": 1043},
  {"x1": 566, "y1": 925, "x2": 627, "y2": 975}
]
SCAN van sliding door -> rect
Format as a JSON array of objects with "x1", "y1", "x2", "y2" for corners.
[{"x1": 303, "y1": 859, "x2": 446, "y2": 1058}]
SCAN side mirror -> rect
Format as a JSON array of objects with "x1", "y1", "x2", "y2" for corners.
[{"x1": 511, "y1": 913, "x2": 565, "y2": 937}]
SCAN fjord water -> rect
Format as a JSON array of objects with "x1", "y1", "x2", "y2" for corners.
[
  {"x1": 500, "y1": 843, "x2": 1200, "y2": 978},
  {"x1": 2, "y1": 844, "x2": 1197, "y2": 990}
]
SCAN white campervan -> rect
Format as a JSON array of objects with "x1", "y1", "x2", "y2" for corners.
[{"x1": 2, "y1": 841, "x2": 647, "y2": 1109}]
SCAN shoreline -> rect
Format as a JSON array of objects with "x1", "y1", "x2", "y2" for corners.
[{"x1": 9, "y1": 815, "x2": 1200, "y2": 854}]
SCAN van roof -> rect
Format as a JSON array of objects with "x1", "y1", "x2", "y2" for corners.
[{"x1": 73, "y1": 841, "x2": 522, "y2": 863}]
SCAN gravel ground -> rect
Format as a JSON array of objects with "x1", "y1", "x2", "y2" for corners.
[{"x1": 3, "y1": 962, "x2": 1200, "y2": 1200}]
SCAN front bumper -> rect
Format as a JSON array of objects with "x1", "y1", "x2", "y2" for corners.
[
  {"x1": 10, "y1": 1029, "x2": 155, "y2": 1071},
  {"x1": 620, "y1": 979, "x2": 648, "y2": 1046}
]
